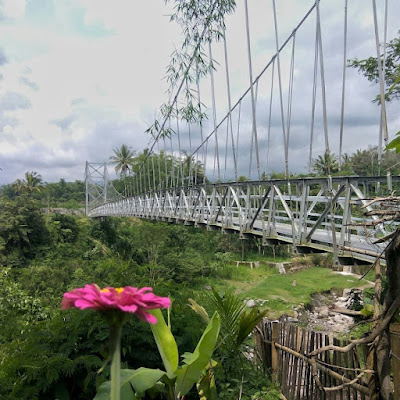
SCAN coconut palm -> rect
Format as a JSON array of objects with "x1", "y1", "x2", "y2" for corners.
[
  {"x1": 14, "y1": 171, "x2": 43, "y2": 194},
  {"x1": 313, "y1": 150, "x2": 339, "y2": 176},
  {"x1": 109, "y1": 144, "x2": 136, "y2": 178}
]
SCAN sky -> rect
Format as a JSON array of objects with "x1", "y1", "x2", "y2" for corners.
[{"x1": 0, "y1": 0, "x2": 399, "y2": 184}]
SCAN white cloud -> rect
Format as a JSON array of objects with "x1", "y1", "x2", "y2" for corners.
[
  {"x1": 0, "y1": 0, "x2": 25, "y2": 19},
  {"x1": 0, "y1": 0, "x2": 399, "y2": 184}
]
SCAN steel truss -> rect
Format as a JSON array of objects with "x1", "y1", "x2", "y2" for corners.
[{"x1": 87, "y1": 175, "x2": 399, "y2": 264}]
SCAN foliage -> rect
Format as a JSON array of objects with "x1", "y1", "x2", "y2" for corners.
[
  {"x1": 94, "y1": 309, "x2": 221, "y2": 400},
  {"x1": 112, "y1": 149, "x2": 206, "y2": 195},
  {"x1": 189, "y1": 289, "x2": 271, "y2": 400},
  {"x1": 312, "y1": 146, "x2": 400, "y2": 176},
  {"x1": 0, "y1": 195, "x2": 49, "y2": 265},
  {"x1": 1, "y1": 176, "x2": 85, "y2": 209},
  {"x1": 146, "y1": 0, "x2": 236, "y2": 138},
  {"x1": 348, "y1": 31, "x2": 400, "y2": 102},
  {"x1": 386, "y1": 130, "x2": 400, "y2": 154},
  {"x1": 245, "y1": 267, "x2": 370, "y2": 317},
  {"x1": 312, "y1": 150, "x2": 338, "y2": 176},
  {"x1": 0, "y1": 180, "x2": 290, "y2": 399},
  {"x1": 14, "y1": 171, "x2": 43, "y2": 195},
  {"x1": 109, "y1": 145, "x2": 137, "y2": 178}
]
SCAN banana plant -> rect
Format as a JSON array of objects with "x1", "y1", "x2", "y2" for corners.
[{"x1": 94, "y1": 309, "x2": 220, "y2": 400}]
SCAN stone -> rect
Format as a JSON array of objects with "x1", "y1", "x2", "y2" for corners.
[{"x1": 245, "y1": 299, "x2": 256, "y2": 308}]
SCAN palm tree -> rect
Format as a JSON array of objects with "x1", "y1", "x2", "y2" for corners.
[
  {"x1": 15, "y1": 171, "x2": 43, "y2": 194},
  {"x1": 313, "y1": 150, "x2": 339, "y2": 176},
  {"x1": 340, "y1": 153, "x2": 353, "y2": 173},
  {"x1": 109, "y1": 144, "x2": 136, "y2": 178}
]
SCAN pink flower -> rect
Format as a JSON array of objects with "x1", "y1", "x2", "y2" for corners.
[{"x1": 62, "y1": 284, "x2": 171, "y2": 324}]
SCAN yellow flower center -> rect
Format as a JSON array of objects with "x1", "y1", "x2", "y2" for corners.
[{"x1": 100, "y1": 287, "x2": 124, "y2": 294}]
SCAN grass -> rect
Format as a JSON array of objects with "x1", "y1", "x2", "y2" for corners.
[{"x1": 214, "y1": 266, "x2": 372, "y2": 319}]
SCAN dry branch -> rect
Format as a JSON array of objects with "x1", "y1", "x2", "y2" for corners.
[
  {"x1": 272, "y1": 342, "x2": 370, "y2": 395},
  {"x1": 323, "y1": 372, "x2": 371, "y2": 392},
  {"x1": 361, "y1": 195, "x2": 400, "y2": 208},
  {"x1": 331, "y1": 308, "x2": 364, "y2": 317}
]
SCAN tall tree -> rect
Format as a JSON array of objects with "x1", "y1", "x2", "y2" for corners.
[
  {"x1": 312, "y1": 150, "x2": 339, "y2": 176},
  {"x1": 14, "y1": 171, "x2": 43, "y2": 194},
  {"x1": 109, "y1": 144, "x2": 136, "y2": 178},
  {"x1": 348, "y1": 31, "x2": 400, "y2": 102}
]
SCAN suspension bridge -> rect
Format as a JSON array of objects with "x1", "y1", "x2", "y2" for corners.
[{"x1": 85, "y1": 0, "x2": 397, "y2": 265}]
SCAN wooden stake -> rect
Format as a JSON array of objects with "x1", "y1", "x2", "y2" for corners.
[{"x1": 271, "y1": 321, "x2": 279, "y2": 383}]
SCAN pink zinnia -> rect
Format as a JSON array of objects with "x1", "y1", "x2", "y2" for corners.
[{"x1": 62, "y1": 284, "x2": 171, "y2": 324}]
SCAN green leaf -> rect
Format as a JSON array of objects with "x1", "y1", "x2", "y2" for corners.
[
  {"x1": 148, "y1": 309, "x2": 179, "y2": 378},
  {"x1": 188, "y1": 298, "x2": 210, "y2": 324},
  {"x1": 129, "y1": 367, "x2": 166, "y2": 396},
  {"x1": 386, "y1": 132, "x2": 400, "y2": 153},
  {"x1": 360, "y1": 304, "x2": 374, "y2": 317},
  {"x1": 175, "y1": 312, "x2": 221, "y2": 398},
  {"x1": 197, "y1": 369, "x2": 218, "y2": 400},
  {"x1": 93, "y1": 369, "x2": 136, "y2": 400},
  {"x1": 236, "y1": 308, "x2": 268, "y2": 347},
  {"x1": 94, "y1": 368, "x2": 165, "y2": 400},
  {"x1": 388, "y1": 69, "x2": 400, "y2": 94}
]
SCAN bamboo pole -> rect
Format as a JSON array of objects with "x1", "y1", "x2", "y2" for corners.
[
  {"x1": 271, "y1": 321, "x2": 279, "y2": 382},
  {"x1": 274, "y1": 342, "x2": 370, "y2": 396}
]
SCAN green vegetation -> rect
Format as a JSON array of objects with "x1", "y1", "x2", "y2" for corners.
[
  {"x1": 312, "y1": 146, "x2": 400, "y2": 176},
  {"x1": 348, "y1": 31, "x2": 400, "y2": 103},
  {"x1": 0, "y1": 172, "x2": 374, "y2": 399},
  {"x1": 244, "y1": 267, "x2": 369, "y2": 317},
  {"x1": 0, "y1": 176, "x2": 285, "y2": 399}
]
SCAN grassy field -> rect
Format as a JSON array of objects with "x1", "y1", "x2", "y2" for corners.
[{"x1": 212, "y1": 263, "x2": 372, "y2": 318}]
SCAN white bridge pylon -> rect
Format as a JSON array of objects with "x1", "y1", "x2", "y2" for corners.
[{"x1": 86, "y1": 169, "x2": 397, "y2": 265}]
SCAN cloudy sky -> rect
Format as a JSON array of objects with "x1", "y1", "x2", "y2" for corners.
[{"x1": 0, "y1": 0, "x2": 399, "y2": 184}]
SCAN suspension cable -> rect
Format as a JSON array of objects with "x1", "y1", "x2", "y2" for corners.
[
  {"x1": 316, "y1": 0, "x2": 330, "y2": 159},
  {"x1": 163, "y1": 135, "x2": 168, "y2": 189},
  {"x1": 189, "y1": 2, "x2": 316, "y2": 165},
  {"x1": 244, "y1": 0, "x2": 260, "y2": 180},
  {"x1": 378, "y1": 0, "x2": 389, "y2": 174},
  {"x1": 156, "y1": 138, "x2": 162, "y2": 190},
  {"x1": 176, "y1": 104, "x2": 184, "y2": 187},
  {"x1": 372, "y1": 0, "x2": 389, "y2": 146},
  {"x1": 208, "y1": 41, "x2": 220, "y2": 181},
  {"x1": 223, "y1": 35, "x2": 238, "y2": 181},
  {"x1": 338, "y1": 0, "x2": 348, "y2": 171},
  {"x1": 286, "y1": 34, "x2": 296, "y2": 166},
  {"x1": 195, "y1": 60, "x2": 204, "y2": 184},
  {"x1": 236, "y1": 101, "x2": 242, "y2": 174},
  {"x1": 266, "y1": 59, "x2": 275, "y2": 174},
  {"x1": 308, "y1": 13, "x2": 319, "y2": 173},
  {"x1": 272, "y1": 0, "x2": 289, "y2": 179},
  {"x1": 169, "y1": 120, "x2": 175, "y2": 189}
]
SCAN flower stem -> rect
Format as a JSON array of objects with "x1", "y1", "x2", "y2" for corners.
[{"x1": 110, "y1": 323, "x2": 122, "y2": 400}]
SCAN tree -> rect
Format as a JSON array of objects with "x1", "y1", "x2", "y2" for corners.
[
  {"x1": 312, "y1": 150, "x2": 339, "y2": 176},
  {"x1": 109, "y1": 144, "x2": 136, "y2": 178},
  {"x1": 14, "y1": 171, "x2": 43, "y2": 194},
  {"x1": 348, "y1": 31, "x2": 400, "y2": 102}
]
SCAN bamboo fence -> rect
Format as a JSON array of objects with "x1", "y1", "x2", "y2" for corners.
[{"x1": 255, "y1": 320, "x2": 371, "y2": 400}]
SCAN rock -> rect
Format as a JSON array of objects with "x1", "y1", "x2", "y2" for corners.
[
  {"x1": 245, "y1": 299, "x2": 256, "y2": 308},
  {"x1": 292, "y1": 280, "x2": 297, "y2": 287},
  {"x1": 319, "y1": 308, "x2": 329, "y2": 317}
]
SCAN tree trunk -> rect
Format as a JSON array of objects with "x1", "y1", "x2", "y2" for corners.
[
  {"x1": 376, "y1": 230, "x2": 400, "y2": 399},
  {"x1": 376, "y1": 329, "x2": 392, "y2": 399}
]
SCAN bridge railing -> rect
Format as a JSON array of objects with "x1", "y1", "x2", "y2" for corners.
[{"x1": 87, "y1": 175, "x2": 399, "y2": 264}]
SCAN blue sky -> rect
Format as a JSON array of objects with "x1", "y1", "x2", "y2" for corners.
[{"x1": 0, "y1": 0, "x2": 399, "y2": 184}]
